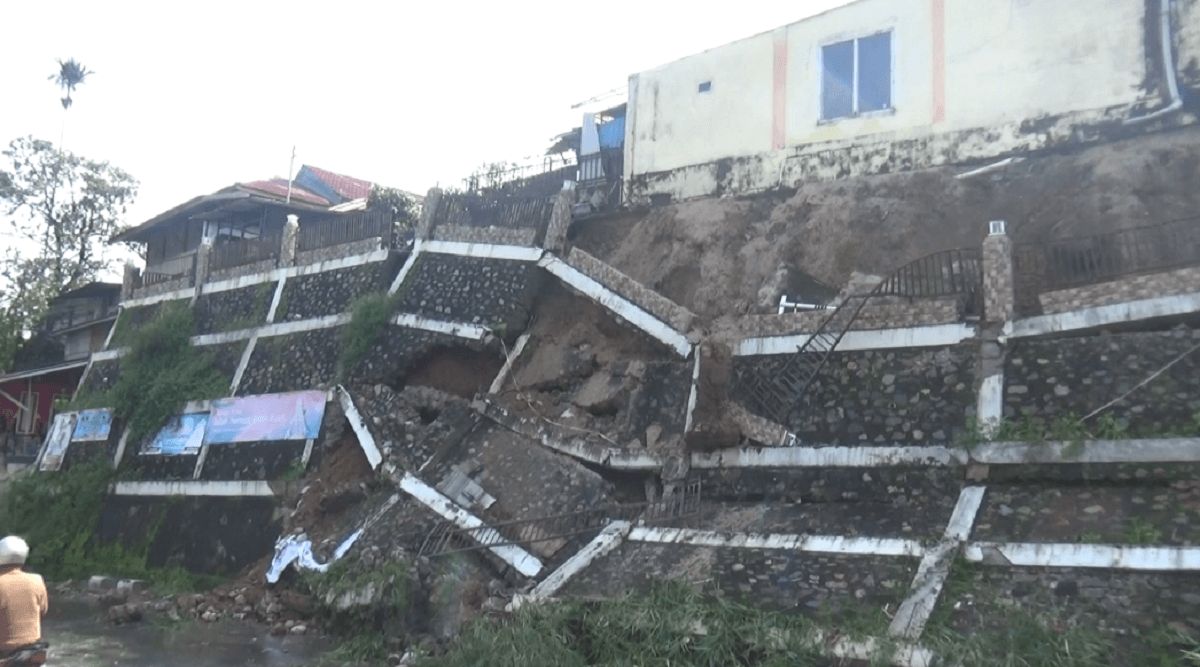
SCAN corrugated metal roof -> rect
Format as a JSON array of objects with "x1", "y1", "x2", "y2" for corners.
[
  {"x1": 239, "y1": 179, "x2": 329, "y2": 206},
  {"x1": 300, "y1": 165, "x2": 372, "y2": 201}
]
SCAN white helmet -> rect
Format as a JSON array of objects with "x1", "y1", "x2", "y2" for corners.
[{"x1": 0, "y1": 536, "x2": 29, "y2": 566}]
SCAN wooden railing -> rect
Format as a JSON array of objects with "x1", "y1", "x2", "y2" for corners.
[
  {"x1": 211, "y1": 232, "x2": 283, "y2": 271},
  {"x1": 297, "y1": 210, "x2": 391, "y2": 252},
  {"x1": 143, "y1": 253, "x2": 196, "y2": 287}
]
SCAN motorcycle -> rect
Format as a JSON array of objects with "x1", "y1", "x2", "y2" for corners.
[{"x1": 0, "y1": 642, "x2": 48, "y2": 667}]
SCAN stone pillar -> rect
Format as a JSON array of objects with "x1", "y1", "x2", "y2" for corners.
[
  {"x1": 121, "y1": 263, "x2": 141, "y2": 301},
  {"x1": 415, "y1": 188, "x2": 441, "y2": 241},
  {"x1": 194, "y1": 241, "x2": 213, "y2": 286},
  {"x1": 542, "y1": 181, "x2": 577, "y2": 253},
  {"x1": 281, "y1": 215, "x2": 299, "y2": 267},
  {"x1": 982, "y1": 221, "x2": 1014, "y2": 323}
]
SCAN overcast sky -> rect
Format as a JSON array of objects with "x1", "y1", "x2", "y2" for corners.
[{"x1": 2, "y1": 0, "x2": 854, "y2": 233}]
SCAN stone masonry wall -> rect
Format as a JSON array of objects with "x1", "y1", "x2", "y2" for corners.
[
  {"x1": 350, "y1": 325, "x2": 477, "y2": 386},
  {"x1": 567, "y1": 248, "x2": 695, "y2": 333},
  {"x1": 131, "y1": 275, "x2": 192, "y2": 300},
  {"x1": 396, "y1": 254, "x2": 541, "y2": 333},
  {"x1": 197, "y1": 340, "x2": 249, "y2": 389},
  {"x1": 208, "y1": 258, "x2": 277, "y2": 282},
  {"x1": 197, "y1": 441, "x2": 307, "y2": 481},
  {"x1": 733, "y1": 345, "x2": 978, "y2": 445},
  {"x1": 562, "y1": 541, "x2": 918, "y2": 615},
  {"x1": 121, "y1": 451, "x2": 199, "y2": 480},
  {"x1": 739, "y1": 297, "x2": 963, "y2": 338},
  {"x1": 1004, "y1": 326, "x2": 1200, "y2": 436},
  {"x1": 193, "y1": 282, "x2": 276, "y2": 334},
  {"x1": 295, "y1": 238, "x2": 382, "y2": 266},
  {"x1": 98, "y1": 496, "x2": 281, "y2": 574},
  {"x1": 1038, "y1": 266, "x2": 1200, "y2": 315},
  {"x1": 278, "y1": 262, "x2": 391, "y2": 321},
  {"x1": 239, "y1": 327, "x2": 343, "y2": 395},
  {"x1": 432, "y1": 225, "x2": 538, "y2": 247}
]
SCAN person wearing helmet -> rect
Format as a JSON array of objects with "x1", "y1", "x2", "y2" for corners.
[{"x1": 0, "y1": 537, "x2": 47, "y2": 656}]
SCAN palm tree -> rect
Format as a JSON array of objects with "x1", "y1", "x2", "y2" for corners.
[
  {"x1": 49, "y1": 58, "x2": 94, "y2": 151},
  {"x1": 49, "y1": 58, "x2": 93, "y2": 110}
]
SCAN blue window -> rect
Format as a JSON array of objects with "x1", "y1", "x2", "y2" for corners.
[
  {"x1": 698, "y1": 81, "x2": 712, "y2": 93},
  {"x1": 821, "y1": 31, "x2": 892, "y2": 120}
]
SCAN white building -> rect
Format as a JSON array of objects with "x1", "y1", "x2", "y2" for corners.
[{"x1": 622, "y1": 0, "x2": 1200, "y2": 204}]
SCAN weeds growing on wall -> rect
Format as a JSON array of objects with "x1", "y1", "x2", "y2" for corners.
[
  {"x1": 300, "y1": 557, "x2": 409, "y2": 663},
  {"x1": 107, "y1": 301, "x2": 228, "y2": 444},
  {"x1": 338, "y1": 290, "x2": 401, "y2": 382}
]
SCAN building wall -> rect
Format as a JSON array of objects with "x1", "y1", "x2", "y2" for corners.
[{"x1": 626, "y1": 0, "x2": 1164, "y2": 199}]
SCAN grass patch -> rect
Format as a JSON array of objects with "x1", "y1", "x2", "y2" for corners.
[
  {"x1": 428, "y1": 579, "x2": 843, "y2": 667},
  {"x1": 337, "y1": 290, "x2": 401, "y2": 382}
]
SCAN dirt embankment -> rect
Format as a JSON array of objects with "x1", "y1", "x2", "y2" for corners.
[{"x1": 572, "y1": 128, "x2": 1200, "y2": 327}]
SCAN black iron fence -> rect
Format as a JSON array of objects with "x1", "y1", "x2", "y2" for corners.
[
  {"x1": 468, "y1": 156, "x2": 576, "y2": 192},
  {"x1": 143, "y1": 253, "x2": 196, "y2": 287},
  {"x1": 211, "y1": 232, "x2": 283, "y2": 271},
  {"x1": 1014, "y1": 216, "x2": 1200, "y2": 314},
  {"x1": 297, "y1": 209, "x2": 392, "y2": 253},
  {"x1": 874, "y1": 248, "x2": 984, "y2": 316},
  {"x1": 432, "y1": 193, "x2": 557, "y2": 230}
]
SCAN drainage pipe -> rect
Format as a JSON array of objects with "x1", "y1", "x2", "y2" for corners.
[{"x1": 1125, "y1": 0, "x2": 1183, "y2": 125}]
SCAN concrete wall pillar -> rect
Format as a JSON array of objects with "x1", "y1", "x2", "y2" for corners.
[
  {"x1": 982, "y1": 221, "x2": 1014, "y2": 323},
  {"x1": 194, "y1": 242, "x2": 213, "y2": 286},
  {"x1": 415, "y1": 188, "x2": 441, "y2": 240},
  {"x1": 121, "y1": 263, "x2": 141, "y2": 301},
  {"x1": 281, "y1": 215, "x2": 299, "y2": 267},
  {"x1": 543, "y1": 181, "x2": 577, "y2": 253}
]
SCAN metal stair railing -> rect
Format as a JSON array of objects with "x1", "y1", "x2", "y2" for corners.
[{"x1": 744, "y1": 248, "x2": 982, "y2": 428}]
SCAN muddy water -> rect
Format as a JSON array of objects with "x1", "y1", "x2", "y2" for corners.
[{"x1": 43, "y1": 596, "x2": 332, "y2": 667}]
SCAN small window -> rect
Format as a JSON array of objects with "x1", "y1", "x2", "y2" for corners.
[
  {"x1": 698, "y1": 81, "x2": 712, "y2": 93},
  {"x1": 821, "y1": 31, "x2": 892, "y2": 120}
]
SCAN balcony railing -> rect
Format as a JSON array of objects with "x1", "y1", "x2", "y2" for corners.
[
  {"x1": 432, "y1": 193, "x2": 557, "y2": 231},
  {"x1": 211, "y1": 232, "x2": 283, "y2": 271},
  {"x1": 45, "y1": 304, "x2": 120, "y2": 333},
  {"x1": 297, "y1": 209, "x2": 392, "y2": 253},
  {"x1": 144, "y1": 253, "x2": 197, "y2": 287},
  {"x1": 1014, "y1": 215, "x2": 1200, "y2": 313}
]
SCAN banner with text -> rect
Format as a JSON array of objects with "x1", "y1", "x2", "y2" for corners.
[
  {"x1": 205, "y1": 390, "x2": 326, "y2": 445},
  {"x1": 72, "y1": 409, "x2": 113, "y2": 442},
  {"x1": 39, "y1": 413, "x2": 77, "y2": 472},
  {"x1": 141, "y1": 413, "x2": 208, "y2": 456}
]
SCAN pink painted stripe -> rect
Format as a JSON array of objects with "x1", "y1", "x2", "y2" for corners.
[
  {"x1": 772, "y1": 31, "x2": 788, "y2": 150},
  {"x1": 931, "y1": 0, "x2": 946, "y2": 123}
]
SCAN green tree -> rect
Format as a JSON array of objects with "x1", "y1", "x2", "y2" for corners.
[{"x1": 0, "y1": 136, "x2": 138, "y2": 371}]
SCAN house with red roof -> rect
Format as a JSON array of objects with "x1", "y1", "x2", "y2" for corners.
[{"x1": 111, "y1": 166, "x2": 423, "y2": 288}]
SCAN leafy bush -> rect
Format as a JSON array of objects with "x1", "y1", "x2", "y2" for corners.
[
  {"x1": 108, "y1": 300, "x2": 229, "y2": 444},
  {"x1": 338, "y1": 290, "x2": 400, "y2": 382}
]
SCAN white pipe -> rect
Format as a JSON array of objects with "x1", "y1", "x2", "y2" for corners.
[{"x1": 1125, "y1": 0, "x2": 1183, "y2": 125}]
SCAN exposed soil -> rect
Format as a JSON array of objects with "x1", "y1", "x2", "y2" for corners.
[
  {"x1": 404, "y1": 347, "x2": 505, "y2": 399},
  {"x1": 572, "y1": 127, "x2": 1200, "y2": 327}
]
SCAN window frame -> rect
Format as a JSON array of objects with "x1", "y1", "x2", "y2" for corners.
[{"x1": 818, "y1": 28, "x2": 896, "y2": 123}]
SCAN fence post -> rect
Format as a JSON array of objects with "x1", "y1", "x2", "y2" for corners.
[
  {"x1": 982, "y1": 220, "x2": 1014, "y2": 323},
  {"x1": 543, "y1": 181, "x2": 577, "y2": 253},
  {"x1": 121, "y1": 263, "x2": 141, "y2": 301},
  {"x1": 415, "y1": 188, "x2": 441, "y2": 240},
  {"x1": 194, "y1": 242, "x2": 212, "y2": 287},
  {"x1": 281, "y1": 215, "x2": 299, "y2": 267}
]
